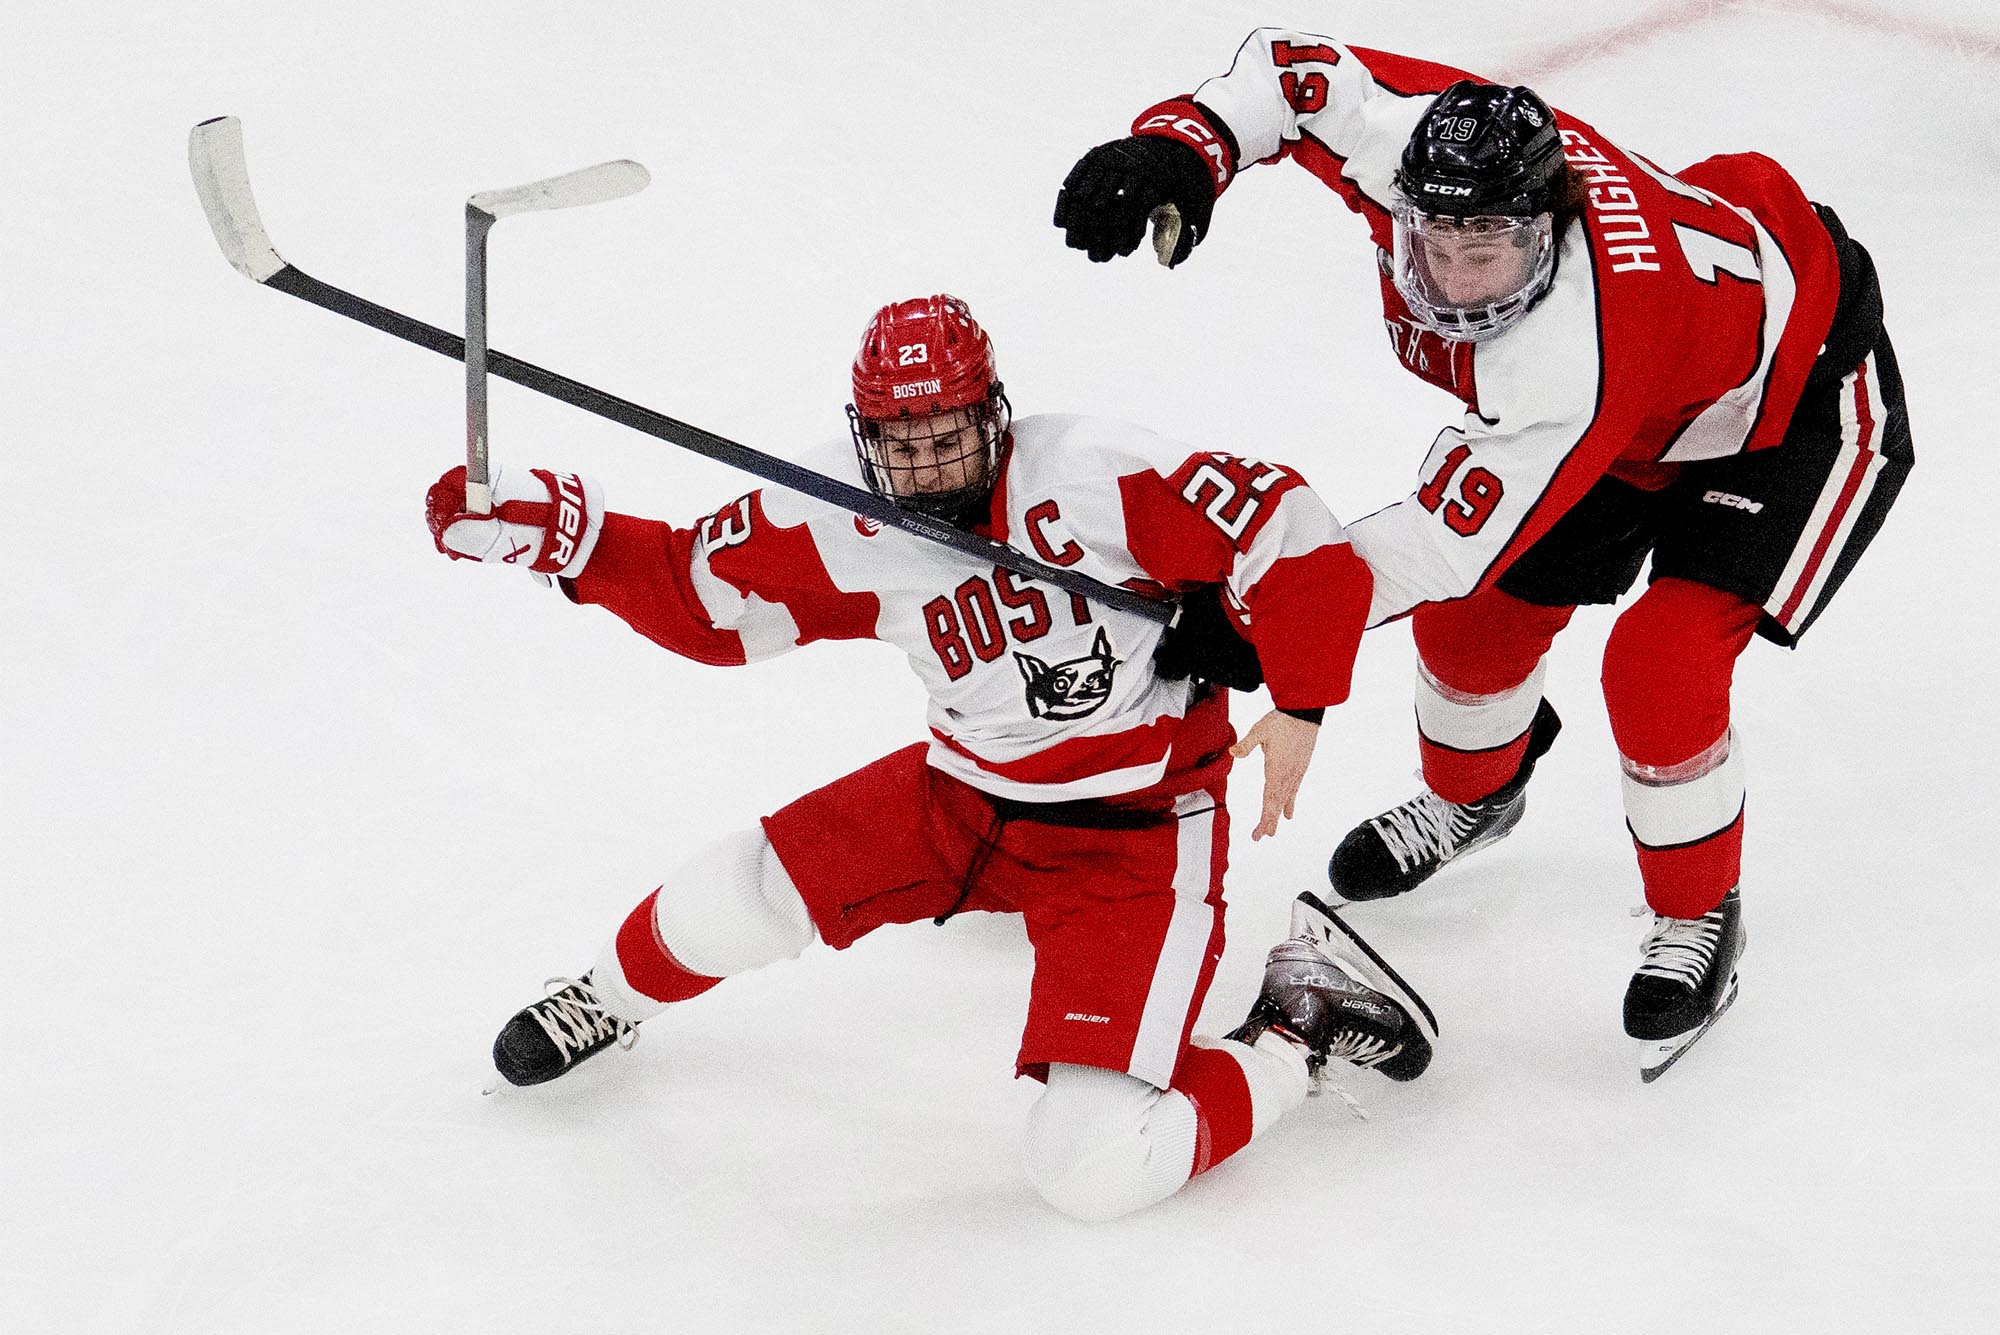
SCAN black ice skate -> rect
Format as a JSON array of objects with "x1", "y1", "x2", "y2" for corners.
[
  {"x1": 1328, "y1": 700, "x2": 1561, "y2": 902},
  {"x1": 1627, "y1": 888, "x2": 1745, "y2": 1082},
  {"x1": 1229, "y1": 893, "x2": 1439, "y2": 1081},
  {"x1": 491, "y1": 974, "x2": 637, "y2": 1088}
]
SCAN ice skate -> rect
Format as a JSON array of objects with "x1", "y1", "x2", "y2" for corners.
[
  {"x1": 1328, "y1": 701, "x2": 1560, "y2": 902},
  {"x1": 1627, "y1": 887, "x2": 1745, "y2": 1082},
  {"x1": 491, "y1": 974, "x2": 637, "y2": 1088},
  {"x1": 1230, "y1": 893, "x2": 1438, "y2": 1081}
]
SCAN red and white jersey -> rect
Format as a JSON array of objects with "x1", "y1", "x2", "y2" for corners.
[
  {"x1": 568, "y1": 413, "x2": 1372, "y2": 802},
  {"x1": 1152, "y1": 31, "x2": 1842, "y2": 624}
]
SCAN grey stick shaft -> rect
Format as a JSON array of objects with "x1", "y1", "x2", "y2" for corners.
[
  {"x1": 464, "y1": 206, "x2": 496, "y2": 514},
  {"x1": 459, "y1": 160, "x2": 648, "y2": 518}
]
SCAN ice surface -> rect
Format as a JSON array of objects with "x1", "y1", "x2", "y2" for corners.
[{"x1": 5, "y1": 2, "x2": 1997, "y2": 1332}]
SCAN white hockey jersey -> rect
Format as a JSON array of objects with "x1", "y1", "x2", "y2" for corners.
[{"x1": 566, "y1": 413, "x2": 1372, "y2": 803}]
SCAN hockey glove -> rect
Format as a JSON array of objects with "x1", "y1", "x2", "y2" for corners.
[
  {"x1": 1054, "y1": 134, "x2": 1216, "y2": 267},
  {"x1": 426, "y1": 463, "x2": 604, "y2": 578},
  {"x1": 1153, "y1": 585, "x2": 1264, "y2": 692}
]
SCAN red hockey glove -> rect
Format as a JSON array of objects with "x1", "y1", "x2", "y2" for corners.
[{"x1": 426, "y1": 464, "x2": 604, "y2": 577}]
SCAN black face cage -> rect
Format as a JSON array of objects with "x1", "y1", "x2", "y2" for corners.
[{"x1": 847, "y1": 388, "x2": 1011, "y2": 524}]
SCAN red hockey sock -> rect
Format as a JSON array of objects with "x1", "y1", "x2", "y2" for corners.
[
  {"x1": 1602, "y1": 579, "x2": 1761, "y2": 917},
  {"x1": 1171, "y1": 1042, "x2": 1258, "y2": 1175},
  {"x1": 613, "y1": 889, "x2": 725, "y2": 1003},
  {"x1": 1635, "y1": 811, "x2": 1744, "y2": 919},
  {"x1": 1413, "y1": 587, "x2": 1575, "y2": 802}
]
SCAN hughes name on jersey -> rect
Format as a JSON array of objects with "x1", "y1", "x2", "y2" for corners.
[
  {"x1": 564, "y1": 413, "x2": 1373, "y2": 802},
  {"x1": 1144, "y1": 32, "x2": 1843, "y2": 624}
]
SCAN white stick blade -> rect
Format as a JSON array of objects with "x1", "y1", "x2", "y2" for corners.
[
  {"x1": 188, "y1": 116, "x2": 286, "y2": 283},
  {"x1": 1149, "y1": 204, "x2": 1182, "y2": 268},
  {"x1": 468, "y1": 160, "x2": 651, "y2": 219}
]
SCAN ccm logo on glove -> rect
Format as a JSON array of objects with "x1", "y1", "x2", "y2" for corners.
[{"x1": 1135, "y1": 111, "x2": 1231, "y2": 189}]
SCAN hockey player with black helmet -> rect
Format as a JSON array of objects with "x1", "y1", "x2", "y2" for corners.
[
  {"x1": 1054, "y1": 32, "x2": 1914, "y2": 1078},
  {"x1": 1386, "y1": 82, "x2": 1568, "y2": 342}
]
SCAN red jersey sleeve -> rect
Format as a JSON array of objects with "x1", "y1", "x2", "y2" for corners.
[
  {"x1": 1117, "y1": 454, "x2": 1373, "y2": 711},
  {"x1": 566, "y1": 491, "x2": 881, "y2": 665}
]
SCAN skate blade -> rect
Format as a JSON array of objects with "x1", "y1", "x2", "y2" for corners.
[
  {"x1": 1300, "y1": 895, "x2": 1440, "y2": 1044},
  {"x1": 480, "y1": 1067, "x2": 525, "y2": 1097},
  {"x1": 1636, "y1": 975, "x2": 1740, "y2": 1083}
]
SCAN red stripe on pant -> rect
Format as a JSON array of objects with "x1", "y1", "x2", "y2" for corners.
[
  {"x1": 1171, "y1": 1043, "x2": 1255, "y2": 1176},
  {"x1": 615, "y1": 888, "x2": 725, "y2": 1003},
  {"x1": 1632, "y1": 807, "x2": 1743, "y2": 920},
  {"x1": 1777, "y1": 362, "x2": 1877, "y2": 627}
]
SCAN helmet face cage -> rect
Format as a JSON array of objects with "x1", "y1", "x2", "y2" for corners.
[
  {"x1": 1390, "y1": 80, "x2": 1565, "y2": 342},
  {"x1": 846, "y1": 389, "x2": 1011, "y2": 524},
  {"x1": 848, "y1": 294, "x2": 1010, "y2": 524},
  {"x1": 1390, "y1": 193, "x2": 1556, "y2": 343}
]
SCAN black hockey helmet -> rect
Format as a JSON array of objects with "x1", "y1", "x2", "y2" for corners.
[
  {"x1": 1396, "y1": 80, "x2": 1565, "y2": 219},
  {"x1": 1389, "y1": 81, "x2": 1567, "y2": 342}
]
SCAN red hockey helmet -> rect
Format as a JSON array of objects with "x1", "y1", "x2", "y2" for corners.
[{"x1": 847, "y1": 294, "x2": 1011, "y2": 524}]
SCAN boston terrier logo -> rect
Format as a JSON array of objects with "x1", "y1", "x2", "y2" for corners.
[{"x1": 1016, "y1": 627, "x2": 1121, "y2": 720}]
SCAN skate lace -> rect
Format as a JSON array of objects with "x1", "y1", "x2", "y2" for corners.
[
  {"x1": 530, "y1": 976, "x2": 638, "y2": 1060},
  {"x1": 1322, "y1": 1029, "x2": 1396, "y2": 1068},
  {"x1": 1634, "y1": 911, "x2": 1723, "y2": 988},
  {"x1": 1370, "y1": 790, "x2": 1478, "y2": 874}
]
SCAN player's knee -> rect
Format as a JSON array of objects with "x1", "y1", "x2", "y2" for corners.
[
  {"x1": 1602, "y1": 580, "x2": 1756, "y2": 764},
  {"x1": 1413, "y1": 587, "x2": 1571, "y2": 695},
  {"x1": 1021, "y1": 1064, "x2": 1194, "y2": 1223},
  {"x1": 652, "y1": 828, "x2": 816, "y2": 977}
]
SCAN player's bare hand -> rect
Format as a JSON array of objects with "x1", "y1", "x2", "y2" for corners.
[{"x1": 1229, "y1": 709, "x2": 1320, "y2": 841}]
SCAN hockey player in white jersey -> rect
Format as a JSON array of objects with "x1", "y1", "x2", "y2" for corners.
[
  {"x1": 1054, "y1": 32, "x2": 1913, "y2": 1077},
  {"x1": 425, "y1": 294, "x2": 1439, "y2": 1220}
]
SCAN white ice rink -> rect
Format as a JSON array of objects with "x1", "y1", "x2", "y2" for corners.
[{"x1": 6, "y1": 2, "x2": 1997, "y2": 1331}]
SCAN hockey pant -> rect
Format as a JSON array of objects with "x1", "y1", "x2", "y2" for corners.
[
  {"x1": 1411, "y1": 581, "x2": 1759, "y2": 919},
  {"x1": 582, "y1": 791, "x2": 1311, "y2": 1221}
]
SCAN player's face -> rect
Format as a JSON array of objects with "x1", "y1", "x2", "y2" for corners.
[
  {"x1": 874, "y1": 406, "x2": 989, "y2": 498},
  {"x1": 1416, "y1": 216, "x2": 1542, "y2": 305},
  {"x1": 1390, "y1": 200, "x2": 1557, "y2": 342}
]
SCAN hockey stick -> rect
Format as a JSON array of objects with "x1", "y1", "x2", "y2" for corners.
[
  {"x1": 1149, "y1": 205, "x2": 1182, "y2": 267},
  {"x1": 187, "y1": 116, "x2": 1174, "y2": 624},
  {"x1": 464, "y1": 160, "x2": 651, "y2": 514}
]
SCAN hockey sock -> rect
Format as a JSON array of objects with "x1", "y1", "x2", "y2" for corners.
[
  {"x1": 1415, "y1": 660, "x2": 1551, "y2": 803},
  {"x1": 1412, "y1": 588, "x2": 1574, "y2": 802},
  {"x1": 1602, "y1": 579, "x2": 1761, "y2": 918},
  {"x1": 1172, "y1": 1032, "x2": 1311, "y2": 1175},
  {"x1": 591, "y1": 888, "x2": 725, "y2": 1021},
  {"x1": 1022, "y1": 1035, "x2": 1308, "y2": 1223},
  {"x1": 589, "y1": 828, "x2": 819, "y2": 1021}
]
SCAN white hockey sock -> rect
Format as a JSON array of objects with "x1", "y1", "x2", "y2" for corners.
[
  {"x1": 589, "y1": 827, "x2": 818, "y2": 1024},
  {"x1": 1022, "y1": 1034, "x2": 1310, "y2": 1223}
]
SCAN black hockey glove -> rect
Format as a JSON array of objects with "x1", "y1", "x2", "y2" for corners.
[
  {"x1": 1054, "y1": 135, "x2": 1216, "y2": 267},
  {"x1": 1153, "y1": 585, "x2": 1264, "y2": 692}
]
